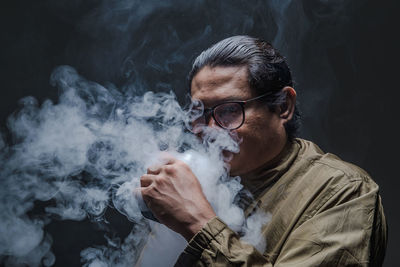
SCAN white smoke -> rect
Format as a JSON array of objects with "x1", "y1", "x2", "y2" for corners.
[{"x1": 0, "y1": 65, "x2": 269, "y2": 266}]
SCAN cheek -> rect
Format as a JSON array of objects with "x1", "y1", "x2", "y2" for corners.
[
  {"x1": 233, "y1": 127, "x2": 261, "y2": 158},
  {"x1": 236, "y1": 111, "x2": 281, "y2": 150}
]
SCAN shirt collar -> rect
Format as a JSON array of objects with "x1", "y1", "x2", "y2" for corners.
[{"x1": 239, "y1": 138, "x2": 301, "y2": 199}]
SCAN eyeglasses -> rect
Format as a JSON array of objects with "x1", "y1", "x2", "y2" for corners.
[{"x1": 189, "y1": 93, "x2": 270, "y2": 131}]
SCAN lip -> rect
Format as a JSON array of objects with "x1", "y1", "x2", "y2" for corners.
[
  {"x1": 222, "y1": 150, "x2": 234, "y2": 162},
  {"x1": 192, "y1": 126, "x2": 241, "y2": 163}
]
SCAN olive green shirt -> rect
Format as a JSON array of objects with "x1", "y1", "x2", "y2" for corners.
[{"x1": 175, "y1": 138, "x2": 387, "y2": 266}]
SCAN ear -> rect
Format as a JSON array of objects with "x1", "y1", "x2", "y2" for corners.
[{"x1": 279, "y1": 86, "x2": 297, "y2": 122}]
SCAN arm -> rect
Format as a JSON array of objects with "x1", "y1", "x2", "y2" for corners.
[
  {"x1": 175, "y1": 216, "x2": 272, "y2": 267},
  {"x1": 140, "y1": 156, "x2": 387, "y2": 266},
  {"x1": 175, "y1": 180, "x2": 387, "y2": 266}
]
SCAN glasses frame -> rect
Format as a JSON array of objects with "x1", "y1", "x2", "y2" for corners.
[{"x1": 195, "y1": 92, "x2": 271, "y2": 130}]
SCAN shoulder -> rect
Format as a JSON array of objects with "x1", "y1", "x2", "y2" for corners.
[
  {"x1": 259, "y1": 138, "x2": 381, "y2": 218},
  {"x1": 293, "y1": 138, "x2": 378, "y2": 190},
  {"x1": 275, "y1": 139, "x2": 384, "y2": 235}
]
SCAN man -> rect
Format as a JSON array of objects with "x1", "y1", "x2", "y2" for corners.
[{"x1": 139, "y1": 35, "x2": 387, "y2": 266}]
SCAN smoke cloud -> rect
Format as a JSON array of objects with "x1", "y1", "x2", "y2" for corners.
[
  {"x1": 0, "y1": 0, "x2": 366, "y2": 266},
  {"x1": 0, "y1": 65, "x2": 268, "y2": 266}
]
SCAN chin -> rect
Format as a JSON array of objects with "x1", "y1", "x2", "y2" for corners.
[{"x1": 224, "y1": 153, "x2": 244, "y2": 176}]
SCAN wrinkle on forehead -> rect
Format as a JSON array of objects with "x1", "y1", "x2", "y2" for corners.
[
  {"x1": 192, "y1": 65, "x2": 247, "y2": 88},
  {"x1": 191, "y1": 65, "x2": 252, "y2": 106}
]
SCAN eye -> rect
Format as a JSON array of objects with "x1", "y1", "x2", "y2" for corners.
[
  {"x1": 214, "y1": 103, "x2": 243, "y2": 129},
  {"x1": 216, "y1": 103, "x2": 241, "y2": 116}
]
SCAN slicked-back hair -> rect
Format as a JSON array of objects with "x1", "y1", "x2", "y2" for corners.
[{"x1": 188, "y1": 35, "x2": 300, "y2": 139}]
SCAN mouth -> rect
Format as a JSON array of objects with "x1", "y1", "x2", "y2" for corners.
[
  {"x1": 192, "y1": 126, "x2": 241, "y2": 164},
  {"x1": 222, "y1": 150, "x2": 234, "y2": 162}
]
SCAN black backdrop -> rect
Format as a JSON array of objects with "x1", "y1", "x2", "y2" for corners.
[{"x1": 1, "y1": 0, "x2": 399, "y2": 266}]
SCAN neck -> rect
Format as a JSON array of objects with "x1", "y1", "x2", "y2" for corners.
[
  {"x1": 244, "y1": 133, "x2": 288, "y2": 176},
  {"x1": 239, "y1": 136, "x2": 296, "y2": 197}
]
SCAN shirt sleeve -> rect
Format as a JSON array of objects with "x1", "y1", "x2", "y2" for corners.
[
  {"x1": 174, "y1": 180, "x2": 387, "y2": 267},
  {"x1": 174, "y1": 216, "x2": 272, "y2": 267}
]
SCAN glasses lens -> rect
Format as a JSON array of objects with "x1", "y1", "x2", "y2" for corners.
[{"x1": 214, "y1": 103, "x2": 244, "y2": 129}]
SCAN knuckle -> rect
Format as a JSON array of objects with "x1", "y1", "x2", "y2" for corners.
[
  {"x1": 143, "y1": 185, "x2": 156, "y2": 197},
  {"x1": 147, "y1": 165, "x2": 160, "y2": 174},
  {"x1": 154, "y1": 176, "x2": 167, "y2": 186},
  {"x1": 140, "y1": 174, "x2": 149, "y2": 183},
  {"x1": 163, "y1": 165, "x2": 176, "y2": 175}
]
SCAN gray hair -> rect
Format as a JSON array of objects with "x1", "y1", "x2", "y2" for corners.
[{"x1": 188, "y1": 35, "x2": 300, "y2": 139}]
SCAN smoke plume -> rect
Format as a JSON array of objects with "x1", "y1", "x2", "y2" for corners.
[
  {"x1": 0, "y1": 66, "x2": 268, "y2": 266},
  {"x1": 0, "y1": 0, "x2": 366, "y2": 265}
]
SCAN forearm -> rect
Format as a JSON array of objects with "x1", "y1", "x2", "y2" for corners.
[{"x1": 175, "y1": 217, "x2": 271, "y2": 267}]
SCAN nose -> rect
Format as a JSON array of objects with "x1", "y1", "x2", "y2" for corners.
[
  {"x1": 194, "y1": 114, "x2": 219, "y2": 139},
  {"x1": 207, "y1": 115, "x2": 219, "y2": 128}
]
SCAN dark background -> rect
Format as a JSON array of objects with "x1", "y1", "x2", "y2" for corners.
[{"x1": 1, "y1": 0, "x2": 399, "y2": 266}]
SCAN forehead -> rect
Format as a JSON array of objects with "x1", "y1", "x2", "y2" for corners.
[{"x1": 190, "y1": 65, "x2": 253, "y2": 106}]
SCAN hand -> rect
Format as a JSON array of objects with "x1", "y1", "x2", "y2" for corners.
[{"x1": 139, "y1": 154, "x2": 216, "y2": 241}]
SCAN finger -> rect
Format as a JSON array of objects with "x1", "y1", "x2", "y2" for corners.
[
  {"x1": 147, "y1": 152, "x2": 175, "y2": 173},
  {"x1": 147, "y1": 164, "x2": 162, "y2": 174},
  {"x1": 139, "y1": 186, "x2": 154, "y2": 205},
  {"x1": 158, "y1": 152, "x2": 176, "y2": 165},
  {"x1": 140, "y1": 174, "x2": 156, "y2": 187},
  {"x1": 135, "y1": 187, "x2": 151, "y2": 207}
]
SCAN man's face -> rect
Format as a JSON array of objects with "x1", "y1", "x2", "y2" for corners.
[{"x1": 191, "y1": 65, "x2": 287, "y2": 176}]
